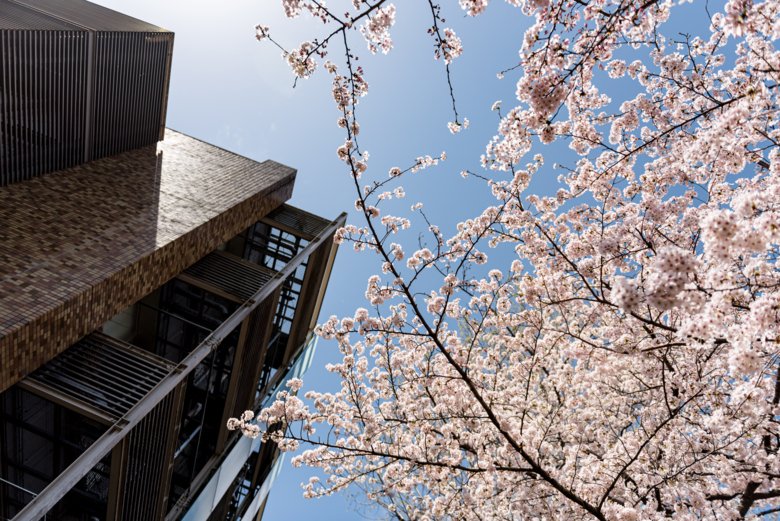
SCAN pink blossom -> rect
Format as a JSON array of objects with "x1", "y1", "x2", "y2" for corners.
[
  {"x1": 360, "y1": 4, "x2": 396, "y2": 54},
  {"x1": 254, "y1": 24, "x2": 270, "y2": 41},
  {"x1": 248, "y1": 0, "x2": 780, "y2": 517},
  {"x1": 436, "y1": 28, "x2": 463, "y2": 64},
  {"x1": 286, "y1": 41, "x2": 316, "y2": 78},
  {"x1": 447, "y1": 118, "x2": 469, "y2": 134},
  {"x1": 459, "y1": 0, "x2": 488, "y2": 16}
]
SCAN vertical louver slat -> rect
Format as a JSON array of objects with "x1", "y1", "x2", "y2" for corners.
[
  {"x1": 93, "y1": 31, "x2": 103, "y2": 160},
  {"x1": 20, "y1": 30, "x2": 26, "y2": 182},
  {"x1": 125, "y1": 32, "x2": 134, "y2": 150},
  {"x1": 141, "y1": 33, "x2": 154, "y2": 147},
  {"x1": 234, "y1": 294, "x2": 279, "y2": 413},
  {"x1": 65, "y1": 31, "x2": 72, "y2": 171},
  {"x1": 124, "y1": 32, "x2": 132, "y2": 153},
  {"x1": 9, "y1": 30, "x2": 17, "y2": 181},
  {"x1": 118, "y1": 387, "x2": 180, "y2": 520},
  {"x1": 1, "y1": 32, "x2": 5, "y2": 176},
  {"x1": 94, "y1": 31, "x2": 104, "y2": 158},
  {"x1": 131, "y1": 33, "x2": 141, "y2": 150},
  {"x1": 6, "y1": 31, "x2": 9, "y2": 179},
  {"x1": 36, "y1": 29, "x2": 42, "y2": 176},
  {"x1": 55, "y1": 30, "x2": 62, "y2": 171},
  {"x1": 111, "y1": 31, "x2": 117, "y2": 156},
  {"x1": 11, "y1": 29, "x2": 17, "y2": 182},
  {"x1": 153, "y1": 33, "x2": 165, "y2": 144},
  {"x1": 29, "y1": 29, "x2": 35, "y2": 181},
  {"x1": 117, "y1": 31, "x2": 124, "y2": 156},
  {"x1": 11, "y1": 31, "x2": 19, "y2": 182},
  {"x1": 144, "y1": 33, "x2": 154, "y2": 147},
  {"x1": 75, "y1": 31, "x2": 83, "y2": 165},
  {"x1": 17, "y1": 31, "x2": 24, "y2": 183},
  {"x1": 47, "y1": 30, "x2": 55, "y2": 173},
  {"x1": 101, "y1": 31, "x2": 110, "y2": 157},
  {"x1": 1, "y1": 32, "x2": 4, "y2": 176},
  {"x1": 67, "y1": 31, "x2": 74, "y2": 167}
]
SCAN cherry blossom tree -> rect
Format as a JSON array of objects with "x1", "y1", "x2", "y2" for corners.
[{"x1": 231, "y1": 0, "x2": 780, "y2": 518}]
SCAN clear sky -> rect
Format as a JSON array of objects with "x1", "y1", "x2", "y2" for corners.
[{"x1": 88, "y1": 1, "x2": 542, "y2": 519}]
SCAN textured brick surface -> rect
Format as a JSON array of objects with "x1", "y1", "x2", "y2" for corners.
[{"x1": 0, "y1": 129, "x2": 295, "y2": 392}]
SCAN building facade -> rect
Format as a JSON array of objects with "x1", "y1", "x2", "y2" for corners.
[{"x1": 0, "y1": 1, "x2": 344, "y2": 520}]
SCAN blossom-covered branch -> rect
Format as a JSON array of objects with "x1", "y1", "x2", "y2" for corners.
[{"x1": 234, "y1": 0, "x2": 780, "y2": 518}]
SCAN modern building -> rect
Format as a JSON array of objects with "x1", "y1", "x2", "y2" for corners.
[{"x1": 0, "y1": 1, "x2": 344, "y2": 520}]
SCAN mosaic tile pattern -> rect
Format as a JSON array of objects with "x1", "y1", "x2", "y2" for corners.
[{"x1": 0, "y1": 129, "x2": 296, "y2": 392}]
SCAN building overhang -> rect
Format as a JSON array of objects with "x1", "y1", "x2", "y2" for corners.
[{"x1": 0, "y1": 128, "x2": 296, "y2": 392}]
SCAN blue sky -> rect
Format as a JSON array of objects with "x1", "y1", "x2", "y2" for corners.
[{"x1": 89, "y1": 1, "x2": 540, "y2": 518}]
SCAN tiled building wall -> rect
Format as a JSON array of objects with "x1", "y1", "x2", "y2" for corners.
[{"x1": 0, "y1": 130, "x2": 296, "y2": 392}]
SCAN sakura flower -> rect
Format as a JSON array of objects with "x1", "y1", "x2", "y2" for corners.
[
  {"x1": 254, "y1": 24, "x2": 270, "y2": 41},
  {"x1": 360, "y1": 4, "x2": 396, "y2": 54}
]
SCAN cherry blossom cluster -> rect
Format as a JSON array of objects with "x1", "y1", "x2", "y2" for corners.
[
  {"x1": 360, "y1": 4, "x2": 396, "y2": 55},
  {"x1": 254, "y1": 24, "x2": 270, "y2": 41},
  {"x1": 286, "y1": 41, "x2": 316, "y2": 79},
  {"x1": 434, "y1": 28, "x2": 463, "y2": 64},
  {"x1": 447, "y1": 118, "x2": 469, "y2": 134},
  {"x1": 249, "y1": 0, "x2": 780, "y2": 518},
  {"x1": 226, "y1": 410, "x2": 261, "y2": 439}
]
